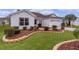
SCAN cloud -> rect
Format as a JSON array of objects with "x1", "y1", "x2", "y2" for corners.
[
  {"x1": 30, "y1": 9, "x2": 79, "y2": 17},
  {"x1": 0, "y1": 9, "x2": 79, "y2": 17},
  {"x1": 0, "y1": 9, "x2": 16, "y2": 17},
  {"x1": 52, "y1": 9, "x2": 79, "y2": 17}
]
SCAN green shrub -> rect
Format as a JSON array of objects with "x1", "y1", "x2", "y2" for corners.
[
  {"x1": 14, "y1": 30, "x2": 20, "y2": 34},
  {"x1": 44, "y1": 27, "x2": 49, "y2": 31},
  {"x1": 23, "y1": 27, "x2": 27, "y2": 30},
  {"x1": 13, "y1": 26, "x2": 19, "y2": 29},
  {"x1": 73, "y1": 29, "x2": 79, "y2": 39},
  {"x1": 4, "y1": 29, "x2": 15, "y2": 37},
  {"x1": 4, "y1": 29, "x2": 21, "y2": 37},
  {"x1": 52, "y1": 25, "x2": 57, "y2": 30}
]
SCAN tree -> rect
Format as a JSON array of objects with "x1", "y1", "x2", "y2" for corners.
[{"x1": 64, "y1": 14, "x2": 77, "y2": 26}]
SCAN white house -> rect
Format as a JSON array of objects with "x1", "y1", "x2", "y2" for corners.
[{"x1": 9, "y1": 10, "x2": 63, "y2": 29}]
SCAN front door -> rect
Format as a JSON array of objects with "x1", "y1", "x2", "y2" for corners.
[
  {"x1": 38, "y1": 23, "x2": 42, "y2": 27},
  {"x1": 38, "y1": 20, "x2": 42, "y2": 27}
]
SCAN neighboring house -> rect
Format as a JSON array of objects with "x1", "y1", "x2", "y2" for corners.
[
  {"x1": 0, "y1": 18, "x2": 9, "y2": 26},
  {"x1": 9, "y1": 10, "x2": 63, "y2": 29},
  {"x1": 0, "y1": 18, "x2": 3, "y2": 25},
  {"x1": 72, "y1": 19, "x2": 79, "y2": 26}
]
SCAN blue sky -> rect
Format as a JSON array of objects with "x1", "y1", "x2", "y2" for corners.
[{"x1": 1, "y1": 9, "x2": 79, "y2": 17}]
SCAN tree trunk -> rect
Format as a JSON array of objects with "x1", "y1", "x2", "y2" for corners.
[{"x1": 68, "y1": 20, "x2": 71, "y2": 26}]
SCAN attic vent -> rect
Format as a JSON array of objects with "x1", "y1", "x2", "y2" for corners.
[{"x1": 17, "y1": 9, "x2": 20, "y2": 11}]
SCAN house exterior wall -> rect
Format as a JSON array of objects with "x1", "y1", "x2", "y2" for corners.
[
  {"x1": 10, "y1": 11, "x2": 63, "y2": 29},
  {"x1": 42, "y1": 18, "x2": 62, "y2": 29},
  {"x1": 42, "y1": 19, "x2": 50, "y2": 27},
  {"x1": 10, "y1": 11, "x2": 35, "y2": 29}
]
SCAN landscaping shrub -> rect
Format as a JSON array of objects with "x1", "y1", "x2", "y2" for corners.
[
  {"x1": 13, "y1": 26, "x2": 19, "y2": 29},
  {"x1": 73, "y1": 29, "x2": 79, "y2": 39},
  {"x1": 4, "y1": 28, "x2": 21, "y2": 37},
  {"x1": 61, "y1": 23, "x2": 65, "y2": 29},
  {"x1": 14, "y1": 30, "x2": 21, "y2": 34},
  {"x1": 4, "y1": 28, "x2": 15, "y2": 37},
  {"x1": 52, "y1": 25, "x2": 57, "y2": 31},
  {"x1": 23, "y1": 27, "x2": 27, "y2": 30},
  {"x1": 44, "y1": 27, "x2": 49, "y2": 31}
]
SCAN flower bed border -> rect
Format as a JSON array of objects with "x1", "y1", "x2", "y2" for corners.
[
  {"x1": 2, "y1": 30, "x2": 64, "y2": 43},
  {"x1": 53, "y1": 39, "x2": 79, "y2": 50},
  {"x1": 2, "y1": 31, "x2": 39, "y2": 43}
]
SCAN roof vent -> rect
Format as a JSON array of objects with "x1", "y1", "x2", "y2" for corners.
[{"x1": 17, "y1": 9, "x2": 21, "y2": 11}]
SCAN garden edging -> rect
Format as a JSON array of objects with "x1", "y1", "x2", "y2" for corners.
[
  {"x1": 2, "y1": 31, "x2": 39, "y2": 43},
  {"x1": 53, "y1": 39, "x2": 79, "y2": 50}
]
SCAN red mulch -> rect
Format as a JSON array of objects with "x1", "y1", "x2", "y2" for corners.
[
  {"x1": 6, "y1": 30, "x2": 35, "y2": 39},
  {"x1": 58, "y1": 41, "x2": 79, "y2": 50}
]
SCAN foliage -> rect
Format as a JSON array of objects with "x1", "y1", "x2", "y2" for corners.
[
  {"x1": 23, "y1": 27, "x2": 27, "y2": 30},
  {"x1": 64, "y1": 14, "x2": 77, "y2": 26},
  {"x1": 0, "y1": 25, "x2": 76, "y2": 50},
  {"x1": 4, "y1": 28, "x2": 15, "y2": 37},
  {"x1": 52, "y1": 25, "x2": 57, "y2": 30},
  {"x1": 4, "y1": 28, "x2": 20, "y2": 37},
  {"x1": 13, "y1": 26, "x2": 19, "y2": 29},
  {"x1": 14, "y1": 30, "x2": 21, "y2": 34},
  {"x1": 73, "y1": 29, "x2": 79, "y2": 39}
]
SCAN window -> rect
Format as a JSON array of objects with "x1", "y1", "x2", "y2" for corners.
[
  {"x1": 19, "y1": 18, "x2": 24, "y2": 26},
  {"x1": 25, "y1": 18, "x2": 29, "y2": 25},
  {"x1": 19, "y1": 18, "x2": 29, "y2": 26},
  {"x1": 34, "y1": 19, "x2": 37, "y2": 24}
]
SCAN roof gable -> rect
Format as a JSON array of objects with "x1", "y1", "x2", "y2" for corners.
[
  {"x1": 9, "y1": 10, "x2": 37, "y2": 18},
  {"x1": 8, "y1": 10, "x2": 63, "y2": 19},
  {"x1": 47, "y1": 14, "x2": 57, "y2": 17}
]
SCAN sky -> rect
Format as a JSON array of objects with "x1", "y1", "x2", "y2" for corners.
[{"x1": 1, "y1": 9, "x2": 79, "y2": 18}]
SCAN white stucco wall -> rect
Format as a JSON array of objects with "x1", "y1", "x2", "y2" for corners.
[
  {"x1": 42, "y1": 19, "x2": 50, "y2": 27},
  {"x1": 10, "y1": 11, "x2": 35, "y2": 29},
  {"x1": 42, "y1": 18, "x2": 62, "y2": 29}
]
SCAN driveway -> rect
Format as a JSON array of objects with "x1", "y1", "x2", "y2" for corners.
[{"x1": 65, "y1": 27, "x2": 76, "y2": 31}]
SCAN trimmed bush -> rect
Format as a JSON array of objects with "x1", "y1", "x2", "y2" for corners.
[
  {"x1": 23, "y1": 27, "x2": 27, "y2": 30},
  {"x1": 73, "y1": 29, "x2": 79, "y2": 39},
  {"x1": 13, "y1": 26, "x2": 19, "y2": 29},
  {"x1": 4, "y1": 29, "x2": 15, "y2": 37},
  {"x1": 14, "y1": 30, "x2": 20, "y2": 34},
  {"x1": 52, "y1": 25, "x2": 57, "y2": 30},
  {"x1": 4, "y1": 29, "x2": 21, "y2": 37},
  {"x1": 44, "y1": 27, "x2": 49, "y2": 31}
]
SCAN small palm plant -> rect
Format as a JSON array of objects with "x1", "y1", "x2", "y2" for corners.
[{"x1": 64, "y1": 14, "x2": 77, "y2": 27}]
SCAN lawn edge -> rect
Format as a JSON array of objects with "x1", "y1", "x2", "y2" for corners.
[{"x1": 53, "y1": 39, "x2": 79, "y2": 50}]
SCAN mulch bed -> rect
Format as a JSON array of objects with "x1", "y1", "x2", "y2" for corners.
[
  {"x1": 6, "y1": 30, "x2": 35, "y2": 39},
  {"x1": 57, "y1": 41, "x2": 79, "y2": 50},
  {"x1": 6, "y1": 29, "x2": 63, "y2": 40}
]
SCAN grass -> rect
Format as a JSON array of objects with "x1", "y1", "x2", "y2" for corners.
[
  {"x1": 72, "y1": 25, "x2": 79, "y2": 29},
  {"x1": 0, "y1": 25, "x2": 77, "y2": 50}
]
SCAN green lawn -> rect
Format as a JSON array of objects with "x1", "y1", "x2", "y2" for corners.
[
  {"x1": 0, "y1": 25, "x2": 77, "y2": 50},
  {"x1": 72, "y1": 25, "x2": 79, "y2": 29}
]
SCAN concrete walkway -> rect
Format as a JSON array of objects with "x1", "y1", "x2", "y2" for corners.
[{"x1": 65, "y1": 27, "x2": 76, "y2": 31}]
